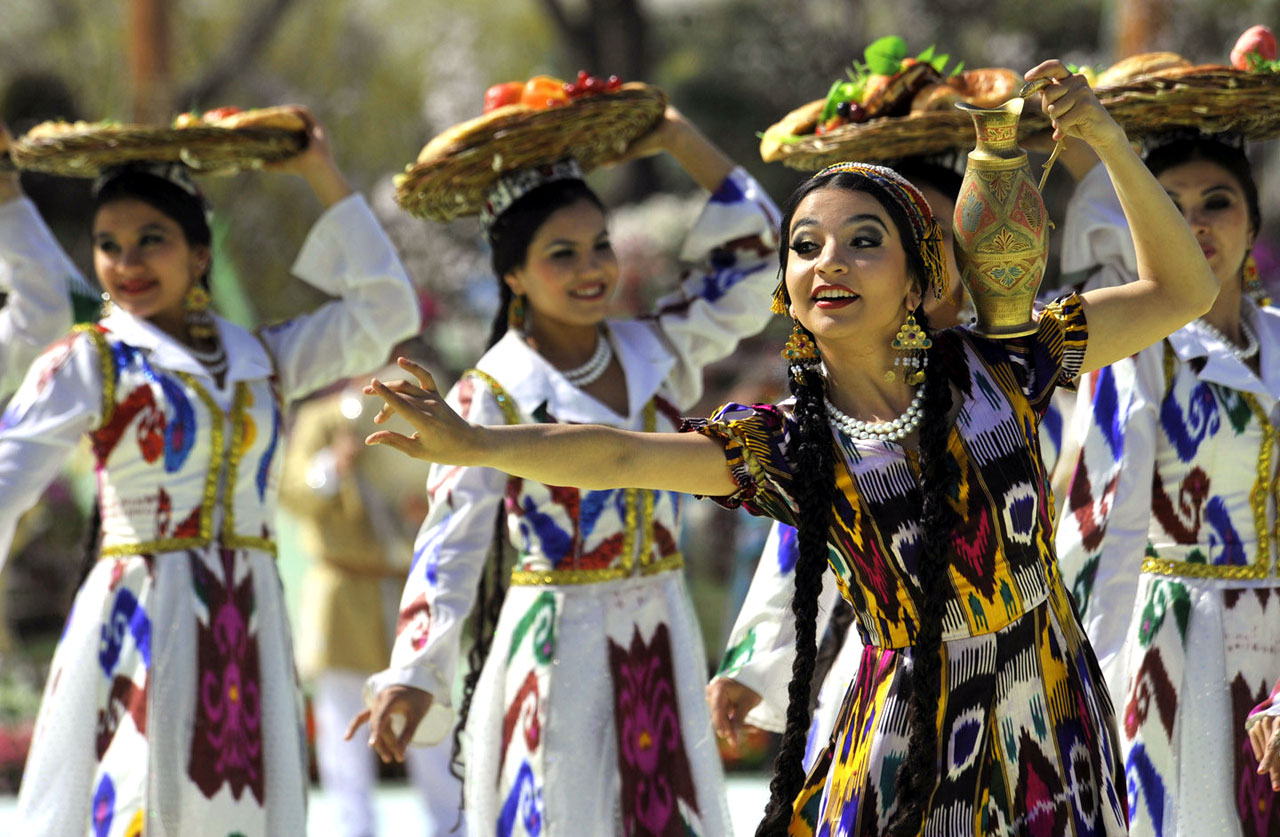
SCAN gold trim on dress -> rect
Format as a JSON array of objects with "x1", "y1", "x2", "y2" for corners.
[
  {"x1": 463, "y1": 368, "x2": 521, "y2": 425},
  {"x1": 73, "y1": 324, "x2": 116, "y2": 429}
]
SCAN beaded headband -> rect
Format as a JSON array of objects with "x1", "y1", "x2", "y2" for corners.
[
  {"x1": 771, "y1": 160, "x2": 951, "y2": 315},
  {"x1": 93, "y1": 162, "x2": 214, "y2": 225},
  {"x1": 479, "y1": 158, "x2": 585, "y2": 234}
]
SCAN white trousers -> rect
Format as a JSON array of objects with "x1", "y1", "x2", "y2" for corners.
[{"x1": 313, "y1": 670, "x2": 465, "y2": 836}]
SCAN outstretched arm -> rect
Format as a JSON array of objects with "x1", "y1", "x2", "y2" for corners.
[
  {"x1": 366, "y1": 357, "x2": 740, "y2": 496},
  {"x1": 618, "y1": 105, "x2": 735, "y2": 193},
  {"x1": 1025, "y1": 61, "x2": 1218, "y2": 374}
]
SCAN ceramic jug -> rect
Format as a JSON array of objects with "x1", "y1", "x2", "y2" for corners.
[{"x1": 954, "y1": 97, "x2": 1049, "y2": 338}]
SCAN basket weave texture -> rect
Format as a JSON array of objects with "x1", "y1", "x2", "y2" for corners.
[
  {"x1": 395, "y1": 83, "x2": 667, "y2": 221},
  {"x1": 763, "y1": 68, "x2": 1280, "y2": 170},
  {"x1": 11, "y1": 124, "x2": 305, "y2": 177}
]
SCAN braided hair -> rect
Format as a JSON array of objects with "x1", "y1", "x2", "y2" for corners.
[
  {"x1": 451, "y1": 178, "x2": 607, "y2": 780},
  {"x1": 755, "y1": 164, "x2": 959, "y2": 837}
]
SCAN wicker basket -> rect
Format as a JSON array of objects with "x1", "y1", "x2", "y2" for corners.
[
  {"x1": 11, "y1": 124, "x2": 306, "y2": 177},
  {"x1": 763, "y1": 105, "x2": 1051, "y2": 171},
  {"x1": 395, "y1": 83, "x2": 667, "y2": 222},
  {"x1": 763, "y1": 68, "x2": 1280, "y2": 171},
  {"x1": 1095, "y1": 67, "x2": 1280, "y2": 141}
]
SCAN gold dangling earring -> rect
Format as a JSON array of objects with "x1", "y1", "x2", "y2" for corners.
[
  {"x1": 183, "y1": 285, "x2": 217, "y2": 340},
  {"x1": 1243, "y1": 253, "x2": 1271, "y2": 307},
  {"x1": 508, "y1": 294, "x2": 527, "y2": 331},
  {"x1": 100, "y1": 291, "x2": 114, "y2": 319},
  {"x1": 781, "y1": 320, "x2": 820, "y2": 381},
  {"x1": 888, "y1": 309, "x2": 931, "y2": 385}
]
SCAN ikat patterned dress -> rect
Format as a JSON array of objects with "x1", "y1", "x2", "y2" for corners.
[
  {"x1": 365, "y1": 168, "x2": 779, "y2": 837},
  {"x1": 690, "y1": 296, "x2": 1129, "y2": 836},
  {"x1": 0, "y1": 195, "x2": 419, "y2": 837},
  {"x1": 1056, "y1": 303, "x2": 1280, "y2": 837}
]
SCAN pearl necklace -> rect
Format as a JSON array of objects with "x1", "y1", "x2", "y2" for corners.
[
  {"x1": 185, "y1": 338, "x2": 228, "y2": 377},
  {"x1": 825, "y1": 386, "x2": 925, "y2": 442},
  {"x1": 561, "y1": 332, "x2": 613, "y2": 387},
  {"x1": 1196, "y1": 315, "x2": 1259, "y2": 361}
]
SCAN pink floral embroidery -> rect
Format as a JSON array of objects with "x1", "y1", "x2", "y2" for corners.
[
  {"x1": 607, "y1": 623, "x2": 698, "y2": 836},
  {"x1": 188, "y1": 548, "x2": 264, "y2": 803}
]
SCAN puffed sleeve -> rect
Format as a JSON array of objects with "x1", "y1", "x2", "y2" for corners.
[
  {"x1": 682, "y1": 400, "x2": 799, "y2": 526},
  {"x1": 256, "y1": 194, "x2": 420, "y2": 403},
  {"x1": 363, "y1": 373, "x2": 510, "y2": 745},
  {"x1": 642, "y1": 168, "x2": 780, "y2": 409},
  {"x1": 0, "y1": 330, "x2": 103, "y2": 567},
  {"x1": 712, "y1": 521, "x2": 840, "y2": 732},
  {"x1": 1248, "y1": 678, "x2": 1280, "y2": 730},
  {"x1": 1053, "y1": 342, "x2": 1162, "y2": 691},
  {"x1": 0, "y1": 198, "x2": 80, "y2": 398}
]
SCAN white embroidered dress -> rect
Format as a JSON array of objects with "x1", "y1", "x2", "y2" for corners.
[
  {"x1": 366, "y1": 168, "x2": 779, "y2": 837},
  {"x1": 1055, "y1": 172, "x2": 1280, "y2": 837},
  {"x1": 0, "y1": 194, "x2": 419, "y2": 837}
]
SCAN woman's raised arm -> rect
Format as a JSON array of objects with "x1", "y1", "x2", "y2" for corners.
[
  {"x1": 1025, "y1": 60, "x2": 1218, "y2": 374},
  {"x1": 366, "y1": 358, "x2": 740, "y2": 496}
]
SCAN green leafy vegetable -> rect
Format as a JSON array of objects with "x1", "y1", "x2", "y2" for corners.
[{"x1": 865, "y1": 36, "x2": 908, "y2": 75}]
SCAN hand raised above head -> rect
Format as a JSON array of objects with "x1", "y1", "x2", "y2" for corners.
[
  {"x1": 364, "y1": 357, "x2": 486, "y2": 465},
  {"x1": 1024, "y1": 60, "x2": 1127, "y2": 152}
]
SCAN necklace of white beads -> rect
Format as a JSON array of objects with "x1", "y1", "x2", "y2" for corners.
[
  {"x1": 561, "y1": 331, "x2": 613, "y2": 387},
  {"x1": 1196, "y1": 315, "x2": 1259, "y2": 362},
  {"x1": 825, "y1": 385, "x2": 925, "y2": 442}
]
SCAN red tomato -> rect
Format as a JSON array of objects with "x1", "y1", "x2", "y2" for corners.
[
  {"x1": 1232, "y1": 25, "x2": 1278, "y2": 69},
  {"x1": 201, "y1": 106, "x2": 242, "y2": 121},
  {"x1": 520, "y1": 76, "x2": 569, "y2": 109},
  {"x1": 483, "y1": 81, "x2": 525, "y2": 113}
]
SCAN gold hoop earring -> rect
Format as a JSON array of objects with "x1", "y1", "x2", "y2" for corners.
[{"x1": 888, "y1": 309, "x2": 931, "y2": 385}]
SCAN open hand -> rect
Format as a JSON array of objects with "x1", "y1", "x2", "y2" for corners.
[
  {"x1": 344, "y1": 684, "x2": 434, "y2": 764},
  {"x1": 705, "y1": 677, "x2": 763, "y2": 756},
  {"x1": 364, "y1": 357, "x2": 485, "y2": 464},
  {"x1": 1024, "y1": 60, "x2": 1126, "y2": 152},
  {"x1": 1250, "y1": 714, "x2": 1280, "y2": 791}
]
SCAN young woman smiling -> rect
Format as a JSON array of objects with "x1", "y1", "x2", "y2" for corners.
[
  {"x1": 1056, "y1": 132, "x2": 1280, "y2": 835},
  {"x1": 358, "y1": 61, "x2": 1217, "y2": 835},
  {"x1": 349, "y1": 106, "x2": 780, "y2": 836},
  {"x1": 0, "y1": 106, "x2": 419, "y2": 836}
]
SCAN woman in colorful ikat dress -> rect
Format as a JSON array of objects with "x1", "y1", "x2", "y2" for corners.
[
  {"x1": 0, "y1": 108, "x2": 420, "y2": 836},
  {"x1": 707, "y1": 160, "x2": 968, "y2": 771},
  {"x1": 358, "y1": 62, "x2": 1219, "y2": 836},
  {"x1": 1055, "y1": 131, "x2": 1280, "y2": 836},
  {"x1": 348, "y1": 106, "x2": 780, "y2": 837}
]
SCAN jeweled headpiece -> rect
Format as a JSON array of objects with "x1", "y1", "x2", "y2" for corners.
[
  {"x1": 479, "y1": 158, "x2": 585, "y2": 234},
  {"x1": 771, "y1": 160, "x2": 951, "y2": 314}
]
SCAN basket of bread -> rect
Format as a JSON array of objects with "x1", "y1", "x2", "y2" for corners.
[
  {"x1": 394, "y1": 72, "x2": 666, "y2": 222},
  {"x1": 760, "y1": 37, "x2": 1046, "y2": 169},
  {"x1": 10, "y1": 106, "x2": 308, "y2": 177}
]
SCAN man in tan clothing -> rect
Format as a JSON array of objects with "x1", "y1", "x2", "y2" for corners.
[{"x1": 281, "y1": 372, "x2": 463, "y2": 836}]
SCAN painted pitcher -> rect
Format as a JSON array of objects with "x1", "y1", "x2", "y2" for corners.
[{"x1": 953, "y1": 97, "x2": 1048, "y2": 338}]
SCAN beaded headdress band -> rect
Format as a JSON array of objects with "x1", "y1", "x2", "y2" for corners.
[
  {"x1": 771, "y1": 160, "x2": 951, "y2": 315},
  {"x1": 93, "y1": 162, "x2": 213, "y2": 225},
  {"x1": 479, "y1": 158, "x2": 585, "y2": 234}
]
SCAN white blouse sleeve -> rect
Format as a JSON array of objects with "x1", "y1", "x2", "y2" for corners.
[
  {"x1": 711, "y1": 521, "x2": 838, "y2": 733},
  {"x1": 0, "y1": 198, "x2": 79, "y2": 398},
  {"x1": 363, "y1": 377, "x2": 510, "y2": 744},
  {"x1": 1060, "y1": 163, "x2": 1137, "y2": 279},
  {"x1": 257, "y1": 194, "x2": 420, "y2": 403},
  {"x1": 1054, "y1": 343, "x2": 1162, "y2": 690},
  {"x1": 0, "y1": 331, "x2": 102, "y2": 568},
  {"x1": 643, "y1": 167, "x2": 780, "y2": 409}
]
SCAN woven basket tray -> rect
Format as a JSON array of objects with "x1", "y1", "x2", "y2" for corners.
[
  {"x1": 1095, "y1": 67, "x2": 1280, "y2": 141},
  {"x1": 11, "y1": 124, "x2": 306, "y2": 177},
  {"x1": 764, "y1": 105, "x2": 1052, "y2": 171},
  {"x1": 395, "y1": 82, "x2": 667, "y2": 221}
]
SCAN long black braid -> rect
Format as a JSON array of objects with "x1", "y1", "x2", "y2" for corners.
[
  {"x1": 755, "y1": 168, "x2": 961, "y2": 835},
  {"x1": 451, "y1": 176, "x2": 607, "y2": 782},
  {"x1": 886, "y1": 313, "x2": 960, "y2": 837},
  {"x1": 755, "y1": 350, "x2": 834, "y2": 836}
]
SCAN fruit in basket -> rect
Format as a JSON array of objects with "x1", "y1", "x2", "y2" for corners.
[
  {"x1": 520, "y1": 76, "x2": 570, "y2": 109},
  {"x1": 483, "y1": 82, "x2": 525, "y2": 113},
  {"x1": 1231, "y1": 25, "x2": 1278, "y2": 70}
]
